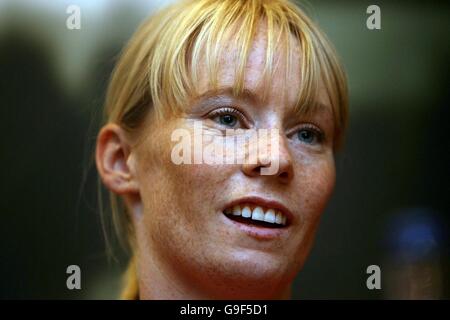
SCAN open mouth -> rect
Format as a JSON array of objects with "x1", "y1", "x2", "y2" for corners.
[{"x1": 223, "y1": 204, "x2": 288, "y2": 229}]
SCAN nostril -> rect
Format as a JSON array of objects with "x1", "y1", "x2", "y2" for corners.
[{"x1": 279, "y1": 172, "x2": 289, "y2": 180}]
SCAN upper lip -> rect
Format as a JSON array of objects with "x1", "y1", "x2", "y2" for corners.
[{"x1": 223, "y1": 196, "x2": 294, "y2": 226}]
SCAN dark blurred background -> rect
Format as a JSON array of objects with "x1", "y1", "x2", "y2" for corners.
[{"x1": 0, "y1": 0, "x2": 449, "y2": 299}]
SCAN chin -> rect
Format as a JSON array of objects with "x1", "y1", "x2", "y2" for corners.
[{"x1": 219, "y1": 250, "x2": 294, "y2": 283}]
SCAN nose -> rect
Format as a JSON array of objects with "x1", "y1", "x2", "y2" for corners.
[{"x1": 241, "y1": 132, "x2": 294, "y2": 184}]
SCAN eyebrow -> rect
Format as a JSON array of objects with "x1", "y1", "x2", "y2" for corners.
[
  {"x1": 192, "y1": 86, "x2": 333, "y2": 119},
  {"x1": 192, "y1": 87, "x2": 260, "y2": 106}
]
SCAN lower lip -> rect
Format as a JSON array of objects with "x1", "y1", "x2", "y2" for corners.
[{"x1": 221, "y1": 212, "x2": 288, "y2": 240}]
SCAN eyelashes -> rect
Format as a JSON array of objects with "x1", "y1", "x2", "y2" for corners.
[
  {"x1": 208, "y1": 107, "x2": 246, "y2": 120},
  {"x1": 205, "y1": 106, "x2": 325, "y2": 145},
  {"x1": 206, "y1": 107, "x2": 247, "y2": 128},
  {"x1": 294, "y1": 123, "x2": 324, "y2": 145}
]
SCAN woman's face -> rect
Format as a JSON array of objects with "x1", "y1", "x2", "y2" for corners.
[{"x1": 130, "y1": 27, "x2": 336, "y2": 298}]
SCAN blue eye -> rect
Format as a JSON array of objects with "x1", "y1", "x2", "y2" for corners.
[
  {"x1": 218, "y1": 114, "x2": 237, "y2": 127},
  {"x1": 297, "y1": 128, "x2": 320, "y2": 144},
  {"x1": 209, "y1": 107, "x2": 245, "y2": 128}
]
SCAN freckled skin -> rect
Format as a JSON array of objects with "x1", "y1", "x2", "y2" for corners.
[{"x1": 130, "y1": 26, "x2": 336, "y2": 299}]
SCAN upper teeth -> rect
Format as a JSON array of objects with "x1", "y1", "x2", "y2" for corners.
[{"x1": 225, "y1": 205, "x2": 287, "y2": 226}]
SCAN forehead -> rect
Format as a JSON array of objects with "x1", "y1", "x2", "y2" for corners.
[{"x1": 194, "y1": 24, "x2": 331, "y2": 113}]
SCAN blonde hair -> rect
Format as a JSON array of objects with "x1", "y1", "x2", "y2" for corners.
[{"x1": 100, "y1": 0, "x2": 348, "y2": 299}]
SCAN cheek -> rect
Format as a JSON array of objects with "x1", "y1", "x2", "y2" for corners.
[
  {"x1": 285, "y1": 155, "x2": 335, "y2": 270},
  {"x1": 134, "y1": 123, "x2": 236, "y2": 242},
  {"x1": 292, "y1": 153, "x2": 336, "y2": 238},
  {"x1": 302, "y1": 158, "x2": 335, "y2": 214},
  {"x1": 148, "y1": 128, "x2": 237, "y2": 211},
  {"x1": 134, "y1": 139, "x2": 241, "y2": 274},
  {"x1": 162, "y1": 163, "x2": 232, "y2": 215}
]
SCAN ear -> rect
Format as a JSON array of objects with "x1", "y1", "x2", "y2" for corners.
[{"x1": 95, "y1": 123, "x2": 139, "y2": 195}]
